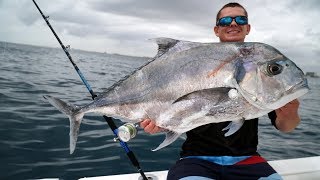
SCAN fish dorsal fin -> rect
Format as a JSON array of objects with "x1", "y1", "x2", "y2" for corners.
[{"x1": 151, "y1": 37, "x2": 179, "y2": 57}]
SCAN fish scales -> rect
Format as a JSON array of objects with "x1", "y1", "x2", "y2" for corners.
[{"x1": 44, "y1": 38, "x2": 309, "y2": 153}]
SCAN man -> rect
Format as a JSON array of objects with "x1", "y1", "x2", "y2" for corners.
[{"x1": 141, "y1": 2, "x2": 300, "y2": 179}]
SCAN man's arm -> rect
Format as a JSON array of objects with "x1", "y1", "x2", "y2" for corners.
[{"x1": 274, "y1": 99, "x2": 301, "y2": 132}]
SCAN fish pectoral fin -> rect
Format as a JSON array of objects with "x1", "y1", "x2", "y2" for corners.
[
  {"x1": 173, "y1": 87, "x2": 234, "y2": 104},
  {"x1": 151, "y1": 131, "x2": 181, "y2": 151},
  {"x1": 222, "y1": 119, "x2": 245, "y2": 137}
]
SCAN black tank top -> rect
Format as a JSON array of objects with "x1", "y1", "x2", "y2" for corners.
[{"x1": 180, "y1": 111, "x2": 277, "y2": 157}]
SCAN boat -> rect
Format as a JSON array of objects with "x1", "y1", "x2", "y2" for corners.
[
  {"x1": 78, "y1": 156, "x2": 320, "y2": 180},
  {"x1": 306, "y1": 72, "x2": 319, "y2": 78}
]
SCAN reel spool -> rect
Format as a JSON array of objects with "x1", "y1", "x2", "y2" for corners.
[{"x1": 117, "y1": 123, "x2": 138, "y2": 142}]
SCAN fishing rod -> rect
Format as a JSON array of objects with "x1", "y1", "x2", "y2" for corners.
[{"x1": 32, "y1": 1, "x2": 148, "y2": 179}]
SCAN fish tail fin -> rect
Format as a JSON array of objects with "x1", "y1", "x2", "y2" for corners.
[{"x1": 43, "y1": 95, "x2": 84, "y2": 154}]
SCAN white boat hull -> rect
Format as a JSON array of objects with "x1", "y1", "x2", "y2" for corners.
[{"x1": 79, "y1": 156, "x2": 320, "y2": 180}]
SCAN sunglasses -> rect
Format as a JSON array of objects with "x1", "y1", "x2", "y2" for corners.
[{"x1": 216, "y1": 16, "x2": 248, "y2": 26}]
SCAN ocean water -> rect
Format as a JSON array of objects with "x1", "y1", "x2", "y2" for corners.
[{"x1": 0, "y1": 41, "x2": 319, "y2": 180}]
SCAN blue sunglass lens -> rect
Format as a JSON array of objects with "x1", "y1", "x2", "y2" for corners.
[
  {"x1": 218, "y1": 17, "x2": 233, "y2": 26},
  {"x1": 235, "y1": 16, "x2": 248, "y2": 25},
  {"x1": 217, "y1": 16, "x2": 248, "y2": 26}
]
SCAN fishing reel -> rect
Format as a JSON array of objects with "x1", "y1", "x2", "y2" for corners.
[{"x1": 114, "y1": 123, "x2": 138, "y2": 142}]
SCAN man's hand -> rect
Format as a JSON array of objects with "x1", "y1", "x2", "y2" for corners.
[
  {"x1": 140, "y1": 119, "x2": 164, "y2": 134},
  {"x1": 275, "y1": 99, "x2": 301, "y2": 132}
]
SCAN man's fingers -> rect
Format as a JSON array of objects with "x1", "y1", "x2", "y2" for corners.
[
  {"x1": 140, "y1": 119, "x2": 163, "y2": 134},
  {"x1": 145, "y1": 121, "x2": 157, "y2": 134},
  {"x1": 140, "y1": 119, "x2": 151, "y2": 128}
]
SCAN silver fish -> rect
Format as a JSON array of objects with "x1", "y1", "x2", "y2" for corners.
[{"x1": 44, "y1": 38, "x2": 309, "y2": 154}]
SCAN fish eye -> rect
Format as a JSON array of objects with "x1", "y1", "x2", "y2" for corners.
[{"x1": 267, "y1": 63, "x2": 283, "y2": 76}]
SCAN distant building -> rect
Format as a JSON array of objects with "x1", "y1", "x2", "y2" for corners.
[{"x1": 306, "y1": 72, "x2": 319, "y2": 78}]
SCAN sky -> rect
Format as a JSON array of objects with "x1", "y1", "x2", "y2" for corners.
[{"x1": 1, "y1": 0, "x2": 319, "y2": 72}]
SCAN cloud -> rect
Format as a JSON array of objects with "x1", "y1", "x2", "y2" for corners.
[
  {"x1": 288, "y1": 0, "x2": 320, "y2": 11},
  {"x1": 0, "y1": 0, "x2": 319, "y2": 71},
  {"x1": 89, "y1": 0, "x2": 216, "y2": 25}
]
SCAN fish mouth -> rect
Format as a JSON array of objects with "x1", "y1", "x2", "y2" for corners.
[
  {"x1": 266, "y1": 80, "x2": 309, "y2": 110},
  {"x1": 287, "y1": 79, "x2": 310, "y2": 94}
]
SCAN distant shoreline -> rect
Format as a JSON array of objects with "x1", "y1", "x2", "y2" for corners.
[{"x1": 0, "y1": 40, "x2": 151, "y2": 59}]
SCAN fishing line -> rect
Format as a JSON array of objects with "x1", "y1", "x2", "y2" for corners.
[{"x1": 32, "y1": 1, "x2": 148, "y2": 179}]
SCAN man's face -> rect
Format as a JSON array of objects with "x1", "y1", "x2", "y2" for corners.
[{"x1": 214, "y1": 7, "x2": 251, "y2": 42}]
